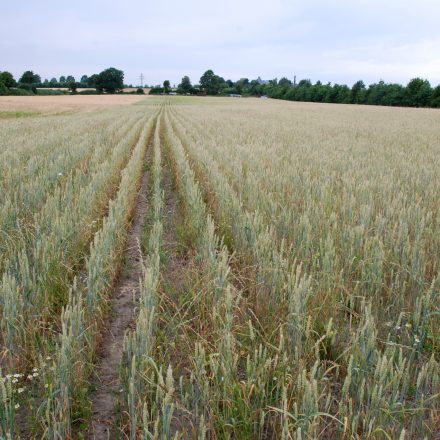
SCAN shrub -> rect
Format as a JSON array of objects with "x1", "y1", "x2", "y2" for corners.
[
  {"x1": 18, "y1": 84, "x2": 37, "y2": 94},
  {"x1": 149, "y1": 87, "x2": 164, "y2": 95},
  {"x1": 5, "y1": 87, "x2": 34, "y2": 96},
  {"x1": 36, "y1": 89, "x2": 66, "y2": 96}
]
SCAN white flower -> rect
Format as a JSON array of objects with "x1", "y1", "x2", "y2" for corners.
[
  {"x1": 15, "y1": 403, "x2": 20, "y2": 409},
  {"x1": 12, "y1": 378, "x2": 18, "y2": 384},
  {"x1": 32, "y1": 372, "x2": 38, "y2": 377},
  {"x1": 27, "y1": 375, "x2": 33, "y2": 380},
  {"x1": 32, "y1": 368, "x2": 38, "y2": 372},
  {"x1": 18, "y1": 388, "x2": 25, "y2": 394},
  {"x1": 58, "y1": 172, "x2": 63, "y2": 177}
]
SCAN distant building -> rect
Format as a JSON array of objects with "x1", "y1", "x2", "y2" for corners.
[{"x1": 229, "y1": 94, "x2": 242, "y2": 98}]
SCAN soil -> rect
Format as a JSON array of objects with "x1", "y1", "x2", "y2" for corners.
[
  {"x1": 87, "y1": 120, "x2": 155, "y2": 440},
  {"x1": 88, "y1": 115, "x2": 196, "y2": 439},
  {"x1": 159, "y1": 151, "x2": 195, "y2": 438}
]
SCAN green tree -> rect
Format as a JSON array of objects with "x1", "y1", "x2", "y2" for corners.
[
  {"x1": 87, "y1": 74, "x2": 99, "y2": 88},
  {"x1": 366, "y1": 81, "x2": 387, "y2": 105},
  {"x1": 0, "y1": 80, "x2": 7, "y2": 95},
  {"x1": 278, "y1": 77, "x2": 292, "y2": 87},
  {"x1": 235, "y1": 78, "x2": 250, "y2": 94},
  {"x1": 200, "y1": 69, "x2": 225, "y2": 95},
  {"x1": 0, "y1": 71, "x2": 16, "y2": 88},
  {"x1": 59, "y1": 76, "x2": 66, "y2": 84},
  {"x1": 66, "y1": 75, "x2": 75, "y2": 83},
  {"x1": 351, "y1": 80, "x2": 366, "y2": 103},
  {"x1": 404, "y1": 78, "x2": 432, "y2": 107},
  {"x1": 178, "y1": 75, "x2": 192, "y2": 93},
  {"x1": 149, "y1": 86, "x2": 164, "y2": 95},
  {"x1": 430, "y1": 85, "x2": 440, "y2": 108},
  {"x1": 50, "y1": 77, "x2": 58, "y2": 87},
  {"x1": 67, "y1": 81, "x2": 78, "y2": 93},
  {"x1": 80, "y1": 75, "x2": 88, "y2": 87},
  {"x1": 248, "y1": 79, "x2": 264, "y2": 96},
  {"x1": 295, "y1": 79, "x2": 313, "y2": 101},
  {"x1": 382, "y1": 83, "x2": 405, "y2": 106},
  {"x1": 163, "y1": 80, "x2": 171, "y2": 93},
  {"x1": 19, "y1": 70, "x2": 41, "y2": 85},
  {"x1": 95, "y1": 67, "x2": 124, "y2": 93}
]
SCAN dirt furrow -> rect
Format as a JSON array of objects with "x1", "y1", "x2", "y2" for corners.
[
  {"x1": 87, "y1": 118, "x2": 157, "y2": 440},
  {"x1": 155, "y1": 124, "x2": 198, "y2": 438}
]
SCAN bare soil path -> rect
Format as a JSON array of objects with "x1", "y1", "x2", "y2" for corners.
[
  {"x1": 87, "y1": 118, "x2": 157, "y2": 440},
  {"x1": 155, "y1": 128, "x2": 199, "y2": 438}
]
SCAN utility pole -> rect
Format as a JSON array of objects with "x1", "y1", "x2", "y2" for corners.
[{"x1": 140, "y1": 73, "x2": 144, "y2": 88}]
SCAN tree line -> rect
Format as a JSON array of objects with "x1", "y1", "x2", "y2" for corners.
[
  {"x1": 151, "y1": 70, "x2": 440, "y2": 108},
  {"x1": 2, "y1": 66, "x2": 439, "y2": 107},
  {"x1": 0, "y1": 67, "x2": 140, "y2": 96}
]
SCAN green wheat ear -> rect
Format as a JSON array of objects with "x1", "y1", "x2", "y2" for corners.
[{"x1": 1, "y1": 97, "x2": 439, "y2": 439}]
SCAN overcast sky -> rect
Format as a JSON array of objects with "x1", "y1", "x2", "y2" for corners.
[{"x1": 2, "y1": 0, "x2": 440, "y2": 87}]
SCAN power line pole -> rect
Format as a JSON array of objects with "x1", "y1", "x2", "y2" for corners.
[{"x1": 140, "y1": 73, "x2": 144, "y2": 88}]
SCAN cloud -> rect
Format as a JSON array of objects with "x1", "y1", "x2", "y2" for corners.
[{"x1": 1, "y1": 0, "x2": 439, "y2": 86}]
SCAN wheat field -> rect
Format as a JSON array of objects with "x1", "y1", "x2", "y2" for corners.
[
  {"x1": 0, "y1": 96, "x2": 439, "y2": 439},
  {"x1": 0, "y1": 95, "x2": 150, "y2": 116}
]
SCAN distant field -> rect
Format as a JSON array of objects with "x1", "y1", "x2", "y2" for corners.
[
  {"x1": 0, "y1": 97, "x2": 439, "y2": 439},
  {"x1": 36, "y1": 87, "x2": 151, "y2": 93},
  {"x1": 0, "y1": 94, "x2": 150, "y2": 115},
  {"x1": 36, "y1": 87, "x2": 95, "y2": 92}
]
